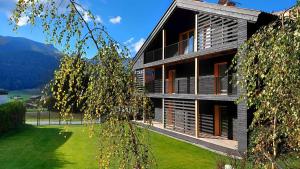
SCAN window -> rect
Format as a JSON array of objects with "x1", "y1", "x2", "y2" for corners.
[{"x1": 179, "y1": 29, "x2": 194, "y2": 55}]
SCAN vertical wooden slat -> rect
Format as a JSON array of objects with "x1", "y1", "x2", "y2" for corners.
[
  {"x1": 162, "y1": 29, "x2": 166, "y2": 60},
  {"x1": 162, "y1": 65, "x2": 165, "y2": 94},
  {"x1": 162, "y1": 98, "x2": 165, "y2": 128},
  {"x1": 168, "y1": 70, "x2": 175, "y2": 94},
  {"x1": 214, "y1": 105, "x2": 221, "y2": 136},
  {"x1": 195, "y1": 100, "x2": 199, "y2": 137},
  {"x1": 194, "y1": 14, "x2": 198, "y2": 52}
]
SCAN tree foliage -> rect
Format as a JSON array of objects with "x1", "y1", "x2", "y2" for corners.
[
  {"x1": 11, "y1": 0, "x2": 154, "y2": 168},
  {"x1": 233, "y1": 4, "x2": 300, "y2": 168}
]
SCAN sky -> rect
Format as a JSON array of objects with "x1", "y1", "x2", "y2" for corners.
[{"x1": 0, "y1": 0, "x2": 297, "y2": 58}]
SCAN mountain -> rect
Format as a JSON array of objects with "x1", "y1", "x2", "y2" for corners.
[{"x1": 0, "y1": 36, "x2": 60, "y2": 90}]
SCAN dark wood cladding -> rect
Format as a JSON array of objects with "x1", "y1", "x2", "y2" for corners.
[
  {"x1": 135, "y1": 69, "x2": 144, "y2": 92},
  {"x1": 198, "y1": 12, "x2": 238, "y2": 51},
  {"x1": 145, "y1": 79, "x2": 162, "y2": 93},
  {"x1": 164, "y1": 99, "x2": 195, "y2": 136}
]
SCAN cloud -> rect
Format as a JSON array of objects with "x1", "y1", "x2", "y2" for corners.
[
  {"x1": 124, "y1": 37, "x2": 134, "y2": 45},
  {"x1": 133, "y1": 38, "x2": 145, "y2": 53},
  {"x1": 17, "y1": 15, "x2": 29, "y2": 26},
  {"x1": 95, "y1": 15, "x2": 103, "y2": 23},
  {"x1": 109, "y1": 16, "x2": 121, "y2": 24},
  {"x1": 75, "y1": 4, "x2": 102, "y2": 23},
  {"x1": 124, "y1": 38, "x2": 145, "y2": 55}
]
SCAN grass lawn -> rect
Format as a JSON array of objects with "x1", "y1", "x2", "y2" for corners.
[{"x1": 0, "y1": 125, "x2": 222, "y2": 169}]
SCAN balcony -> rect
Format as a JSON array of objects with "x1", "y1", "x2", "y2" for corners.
[
  {"x1": 145, "y1": 79, "x2": 162, "y2": 94},
  {"x1": 144, "y1": 48, "x2": 163, "y2": 64},
  {"x1": 198, "y1": 75, "x2": 237, "y2": 95},
  {"x1": 144, "y1": 38, "x2": 194, "y2": 64},
  {"x1": 165, "y1": 77, "x2": 195, "y2": 94},
  {"x1": 165, "y1": 38, "x2": 194, "y2": 59}
]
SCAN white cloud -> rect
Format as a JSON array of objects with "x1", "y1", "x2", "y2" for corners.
[
  {"x1": 17, "y1": 15, "x2": 29, "y2": 26},
  {"x1": 95, "y1": 15, "x2": 103, "y2": 23},
  {"x1": 75, "y1": 4, "x2": 102, "y2": 23},
  {"x1": 132, "y1": 38, "x2": 145, "y2": 53},
  {"x1": 124, "y1": 37, "x2": 134, "y2": 45},
  {"x1": 124, "y1": 38, "x2": 145, "y2": 55},
  {"x1": 109, "y1": 16, "x2": 121, "y2": 24}
]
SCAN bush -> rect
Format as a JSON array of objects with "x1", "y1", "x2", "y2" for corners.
[{"x1": 0, "y1": 101, "x2": 26, "y2": 134}]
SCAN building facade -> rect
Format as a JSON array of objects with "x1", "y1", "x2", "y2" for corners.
[{"x1": 133, "y1": 0, "x2": 275, "y2": 154}]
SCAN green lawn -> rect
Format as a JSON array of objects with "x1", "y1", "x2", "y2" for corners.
[{"x1": 0, "y1": 125, "x2": 221, "y2": 169}]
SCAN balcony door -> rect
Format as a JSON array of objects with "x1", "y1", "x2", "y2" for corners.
[
  {"x1": 214, "y1": 105, "x2": 232, "y2": 138},
  {"x1": 214, "y1": 62, "x2": 228, "y2": 95},
  {"x1": 179, "y1": 29, "x2": 194, "y2": 55}
]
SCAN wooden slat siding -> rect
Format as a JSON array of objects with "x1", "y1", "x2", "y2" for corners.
[
  {"x1": 198, "y1": 75, "x2": 236, "y2": 95},
  {"x1": 145, "y1": 79, "x2": 163, "y2": 94},
  {"x1": 144, "y1": 48, "x2": 163, "y2": 64},
  {"x1": 200, "y1": 112, "x2": 214, "y2": 134},
  {"x1": 173, "y1": 77, "x2": 195, "y2": 94},
  {"x1": 143, "y1": 42, "x2": 237, "y2": 68},
  {"x1": 135, "y1": 69, "x2": 144, "y2": 92},
  {"x1": 199, "y1": 75, "x2": 215, "y2": 94},
  {"x1": 146, "y1": 93, "x2": 238, "y2": 102},
  {"x1": 164, "y1": 99, "x2": 195, "y2": 136},
  {"x1": 197, "y1": 12, "x2": 238, "y2": 51},
  {"x1": 133, "y1": 53, "x2": 144, "y2": 70},
  {"x1": 237, "y1": 19, "x2": 248, "y2": 153}
]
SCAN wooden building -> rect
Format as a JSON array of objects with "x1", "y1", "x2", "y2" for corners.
[{"x1": 132, "y1": 0, "x2": 276, "y2": 154}]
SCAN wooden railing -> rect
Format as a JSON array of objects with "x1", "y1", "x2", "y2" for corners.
[{"x1": 198, "y1": 75, "x2": 237, "y2": 95}]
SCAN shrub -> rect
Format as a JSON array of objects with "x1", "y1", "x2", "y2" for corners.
[{"x1": 0, "y1": 101, "x2": 26, "y2": 134}]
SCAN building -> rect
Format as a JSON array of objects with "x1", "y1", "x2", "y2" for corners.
[{"x1": 132, "y1": 0, "x2": 276, "y2": 155}]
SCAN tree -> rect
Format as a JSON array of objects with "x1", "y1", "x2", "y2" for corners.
[
  {"x1": 232, "y1": 4, "x2": 300, "y2": 168},
  {"x1": 11, "y1": 0, "x2": 154, "y2": 168}
]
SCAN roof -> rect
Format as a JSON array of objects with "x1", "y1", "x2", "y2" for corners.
[{"x1": 133, "y1": 0, "x2": 262, "y2": 64}]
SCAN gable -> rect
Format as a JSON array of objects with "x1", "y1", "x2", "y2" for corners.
[{"x1": 132, "y1": 0, "x2": 262, "y2": 67}]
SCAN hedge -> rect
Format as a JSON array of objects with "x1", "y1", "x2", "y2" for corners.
[{"x1": 0, "y1": 101, "x2": 26, "y2": 134}]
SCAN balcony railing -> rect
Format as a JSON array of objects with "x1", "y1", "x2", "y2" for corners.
[
  {"x1": 144, "y1": 48, "x2": 162, "y2": 64},
  {"x1": 145, "y1": 79, "x2": 162, "y2": 94},
  {"x1": 165, "y1": 38, "x2": 194, "y2": 59},
  {"x1": 198, "y1": 75, "x2": 237, "y2": 95},
  {"x1": 165, "y1": 77, "x2": 195, "y2": 94},
  {"x1": 144, "y1": 38, "x2": 194, "y2": 64},
  {"x1": 144, "y1": 75, "x2": 237, "y2": 96}
]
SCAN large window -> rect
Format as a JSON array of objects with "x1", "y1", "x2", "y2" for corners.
[{"x1": 179, "y1": 29, "x2": 194, "y2": 55}]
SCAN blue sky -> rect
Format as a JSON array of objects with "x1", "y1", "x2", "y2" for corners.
[{"x1": 0, "y1": 0, "x2": 296, "y2": 57}]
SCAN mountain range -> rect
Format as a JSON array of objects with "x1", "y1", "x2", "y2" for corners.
[{"x1": 0, "y1": 36, "x2": 60, "y2": 90}]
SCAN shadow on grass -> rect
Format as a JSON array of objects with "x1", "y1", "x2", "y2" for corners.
[{"x1": 0, "y1": 125, "x2": 73, "y2": 169}]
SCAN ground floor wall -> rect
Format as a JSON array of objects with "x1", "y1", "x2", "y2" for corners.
[{"x1": 149, "y1": 97, "x2": 247, "y2": 153}]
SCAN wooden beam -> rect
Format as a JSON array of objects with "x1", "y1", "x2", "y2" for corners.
[
  {"x1": 195, "y1": 100, "x2": 199, "y2": 137},
  {"x1": 214, "y1": 105, "x2": 221, "y2": 136},
  {"x1": 162, "y1": 29, "x2": 166, "y2": 60},
  {"x1": 194, "y1": 14, "x2": 198, "y2": 52},
  {"x1": 162, "y1": 98, "x2": 165, "y2": 128},
  {"x1": 162, "y1": 64, "x2": 165, "y2": 94}
]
